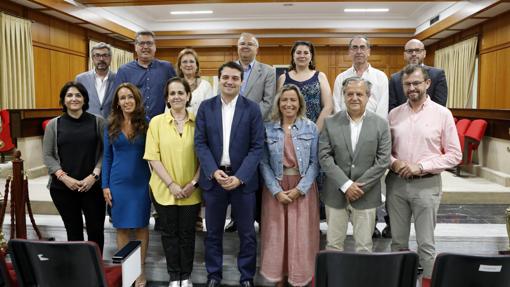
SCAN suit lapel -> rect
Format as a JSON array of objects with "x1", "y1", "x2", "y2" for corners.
[
  {"x1": 243, "y1": 61, "x2": 261, "y2": 98},
  {"x1": 340, "y1": 112, "x2": 354, "y2": 158},
  {"x1": 87, "y1": 71, "x2": 101, "y2": 104},
  {"x1": 103, "y1": 72, "x2": 115, "y2": 108},
  {"x1": 229, "y1": 96, "x2": 244, "y2": 146}
]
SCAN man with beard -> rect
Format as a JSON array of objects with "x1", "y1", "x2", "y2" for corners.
[
  {"x1": 115, "y1": 30, "x2": 176, "y2": 121},
  {"x1": 389, "y1": 39, "x2": 448, "y2": 111},
  {"x1": 386, "y1": 64, "x2": 461, "y2": 279},
  {"x1": 76, "y1": 42, "x2": 116, "y2": 119}
]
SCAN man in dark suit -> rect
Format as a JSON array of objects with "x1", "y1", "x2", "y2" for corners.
[
  {"x1": 319, "y1": 76, "x2": 391, "y2": 252},
  {"x1": 75, "y1": 42, "x2": 116, "y2": 119},
  {"x1": 389, "y1": 39, "x2": 448, "y2": 111},
  {"x1": 225, "y1": 32, "x2": 276, "y2": 232},
  {"x1": 194, "y1": 61, "x2": 264, "y2": 287}
]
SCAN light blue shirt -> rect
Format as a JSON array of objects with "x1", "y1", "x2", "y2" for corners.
[{"x1": 239, "y1": 60, "x2": 255, "y2": 96}]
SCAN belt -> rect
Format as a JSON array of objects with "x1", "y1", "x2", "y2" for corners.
[
  {"x1": 283, "y1": 167, "x2": 300, "y2": 176},
  {"x1": 390, "y1": 171, "x2": 437, "y2": 180},
  {"x1": 219, "y1": 165, "x2": 233, "y2": 174}
]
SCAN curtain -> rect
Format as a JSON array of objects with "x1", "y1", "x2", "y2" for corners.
[
  {"x1": 88, "y1": 40, "x2": 133, "y2": 72},
  {"x1": 0, "y1": 12, "x2": 35, "y2": 109},
  {"x1": 434, "y1": 36, "x2": 478, "y2": 108}
]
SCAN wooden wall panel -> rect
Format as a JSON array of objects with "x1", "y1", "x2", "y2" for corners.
[
  {"x1": 29, "y1": 11, "x2": 51, "y2": 45},
  {"x1": 481, "y1": 12, "x2": 510, "y2": 51},
  {"x1": 158, "y1": 45, "x2": 406, "y2": 90},
  {"x1": 49, "y1": 18, "x2": 69, "y2": 49},
  {"x1": 50, "y1": 51, "x2": 70, "y2": 107},
  {"x1": 33, "y1": 47, "x2": 52, "y2": 108},
  {"x1": 69, "y1": 26, "x2": 87, "y2": 54},
  {"x1": 70, "y1": 55, "x2": 87, "y2": 82}
]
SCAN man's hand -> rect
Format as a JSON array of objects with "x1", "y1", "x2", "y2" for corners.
[
  {"x1": 391, "y1": 160, "x2": 407, "y2": 174},
  {"x1": 398, "y1": 163, "x2": 422, "y2": 179},
  {"x1": 214, "y1": 170, "x2": 232, "y2": 185},
  {"x1": 345, "y1": 182, "x2": 364, "y2": 202},
  {"x1": 222, "y1": 176, "x2": 241, "y2": 190}
]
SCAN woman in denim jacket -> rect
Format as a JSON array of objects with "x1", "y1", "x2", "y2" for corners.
[{"x1": 259, "y1": 84, "x2": 320, "y2": 287}]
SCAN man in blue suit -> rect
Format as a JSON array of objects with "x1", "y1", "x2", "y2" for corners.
[
  {"x1": 75, "y1": 42, "x2": 116, "y2": 119},
  {"x1": 195, "y1": 61, "x2": 264, "y2": 287},
  {"x1": 389, "y1": 39, "x2": 448, "y2": 111}
]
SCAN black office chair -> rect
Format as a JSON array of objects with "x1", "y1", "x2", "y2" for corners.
[
  {"x1": 314, "y1": 250, "x2": 419, "y2": 287},
  {"x1": 430, "y1": 253, "x2": 510, "y2": 287},
  {"x1": 8, "y1": 239, "x2": 141, "y2": 287}
]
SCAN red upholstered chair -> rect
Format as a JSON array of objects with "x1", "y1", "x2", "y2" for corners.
[
  {"x1": 8, "y1": 239, "x2": 141, "y2": 287},
  {"x1": 41, "y1": 119, "x2": 51, "y2": 131},
  {"x1": 0, "y1": 110, "x2": 15, "y2": 163},
  {"x1": 463, "y1": 119, "x2": 487, "y2": 164},
  {"x1": 454, "y1": 119, "x2": 471, "y2": 176}
]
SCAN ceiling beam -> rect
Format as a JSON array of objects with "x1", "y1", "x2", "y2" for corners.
[
  {"x1": 415, "y1": 0, "x2": 503, "y2": 40},
  {"x1": 155, "y1": 28, "x2": 415, "y2": 37},
  {"x1": 28, "y1": 0, "x2": 136, "y2": 39},
  {"x1": 76, "y1": 0, "x2": 462, "y2": 7},
  {"x1": 156, "y1": 37, "x2": 408, "y2": 48}
]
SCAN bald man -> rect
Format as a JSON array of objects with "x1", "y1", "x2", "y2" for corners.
[{"x1": 389, "y1": 39, "x2": 448, "y2": 111}]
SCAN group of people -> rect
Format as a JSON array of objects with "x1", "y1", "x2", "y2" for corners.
[{"x1": 42, "y1": 30, "x2": 462, "y2": 287}]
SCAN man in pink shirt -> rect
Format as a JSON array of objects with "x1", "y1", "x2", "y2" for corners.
[{"x1": 386, "y1": 64, "x2": 461, "y2": 278}]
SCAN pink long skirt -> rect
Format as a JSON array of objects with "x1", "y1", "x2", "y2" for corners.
[{"x1": 259, "y1": 175, "x2": 320, "y2": 286}]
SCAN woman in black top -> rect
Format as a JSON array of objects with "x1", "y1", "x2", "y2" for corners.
[{"x1": 42, "y1": 81, "x2": 106, "y2": 251}]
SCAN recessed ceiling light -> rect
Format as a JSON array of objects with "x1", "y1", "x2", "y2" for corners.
[
  {"x1": 344, "y1": 8, "x2": 389, "y2": 13},
  {"x1": 170, "y1": 10, "x2": 213, "y2": 15}
]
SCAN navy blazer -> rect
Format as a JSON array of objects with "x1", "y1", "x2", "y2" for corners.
[
  {"x1": 194, "y1": 95, "x2": 264, "y2": 193},
  {"x1": 389, "y1": 65, "x2": 448, "y2": 111},
  {"x1": 76, "y1": 70, "x2": 116, "y2": 119}
]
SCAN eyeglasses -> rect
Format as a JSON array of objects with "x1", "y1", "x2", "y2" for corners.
[
  {"x1": 404, "y1": 48, "x2": 425, "y2": 54},
  {"x1": 350, "y1": 45, "x2": 368, "y2": 52},
  {"x1": 403, "y1": 80, "x2": 425, "y2": 88},
  {"x1": 136, "y1": 41, "x2": 154, "y2": 47},
  {"x1": 92, "y1": 53, "x2": 110, "y2": 59}
]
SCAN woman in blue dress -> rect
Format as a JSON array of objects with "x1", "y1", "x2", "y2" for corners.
[
  {"x1": 277, "y1": 40, "x2": 333, "y2": 131},
  {"x1": 102, "y1": 82, "x2": 151, "y2": 287}
]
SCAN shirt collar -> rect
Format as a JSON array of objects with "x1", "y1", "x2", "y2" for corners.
[
  {"x1": 351, "y1": 63, "x2": 372, "y2": 75},
  {"x1": 165, "y1": 110, "x2": 195, "y2": 123},
  {"x1": 93, "y1": 69, "x2": 110, "y2": 80},
  {"x1": 238, "y1": 59, "x2": 255, "y2": 71},
  {"x1": 221, "y1": 95, "x2": 239, "y2": 107},
  {"x1": 406, "y1": 95, "x2": 431, "y2": 112},
  {"x1": 346, "y1": 110, "x2": 367, "y2": 124}
]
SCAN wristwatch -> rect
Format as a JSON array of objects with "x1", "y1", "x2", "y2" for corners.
[
  {"x1": 92, "y1": 173, "x2": 99, "y2": 181},
  {"x1": 191, "y1": 180, "x2": 199, "y2": 188}
]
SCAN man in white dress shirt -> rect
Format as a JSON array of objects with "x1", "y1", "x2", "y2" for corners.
[{"x1": 332, "y1": 35, "x2": 388, "y2": 119}]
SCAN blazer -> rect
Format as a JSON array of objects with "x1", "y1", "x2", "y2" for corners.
[
  {"x1": 318, "y1": 111, "x2": 391, "y2": 209},
  {"x1": 194, "y1": 95, "x2": 265, "y2": 193},
  {"x1": 76, "y1": 70, "x2": 117, "y2": 119},
  {"x1": 389, "y1": 65, "x2": 447, "y2": 111},
  {"x1": 241, "y1": 60, "x2": 276, "y2": 119}
]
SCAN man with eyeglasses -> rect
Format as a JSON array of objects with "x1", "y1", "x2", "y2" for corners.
[
  {"x1": 115, "y1": 30, "x2": 176, "y2": 121},
  {"x1": 224, "y1": 32, "x2": 276, "y2": 233},
  {"x1": 389, "y1": 39, "x2": 448, "y2": 111},
  {"x1": 386, "y1": 64, "x2": 461, "y2": 279},
  {"x1": 332, "y1": 35, "x2": 389, "y2": 119},
  {"x1": 76, "y1": 42, "x2": 116, "y2": 119}
]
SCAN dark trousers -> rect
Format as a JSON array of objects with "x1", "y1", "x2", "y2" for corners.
[
  {"x1": 50, "y1": 186, "x2": 105, "y2": 252},
  {"x1": 153, "y1": 199, "x2": 200, "y2": 281},
  {"x1": 204, "y1": 187, "x2": 256, "y2": 283}
]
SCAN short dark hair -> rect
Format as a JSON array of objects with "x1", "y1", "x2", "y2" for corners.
[
  {"x1": 164, "y1": 77, "x2": 192, "y2": 109},
  {"x1": 135, "y1": 30, "x2": 155, "y2": 39},
  {"x1": 217, "y1": 61, "x2": 244, "y2": 81},
  {"x1": 401, "y1": 64, "x2": 430, "y2": 81},
  {"x1": 59, "y1": 81, "x2": 89, "y2": 113},
  {"x1": 289, "y1": 40, "x2": 316, "y2": 71}
]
